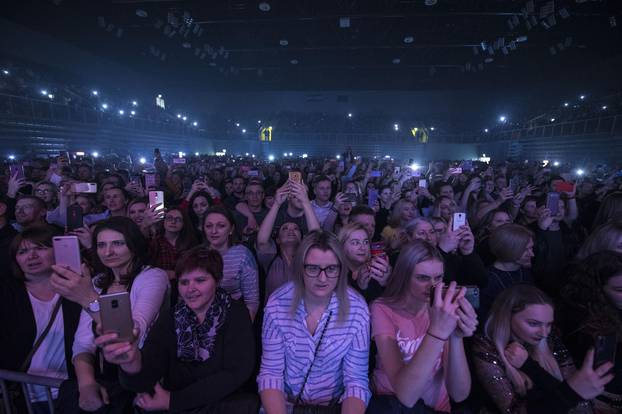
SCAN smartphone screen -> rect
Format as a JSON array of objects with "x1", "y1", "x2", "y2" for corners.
[
  {"x1": 429, "y1": 285, "x2": 479, "y2": 309},
  {"x1": 149, "y1": 191, "x2": 164, "y2": 211},
  {"x1": 546, "y1": 192, "x2": 560, "y2": 216},
  {"x1": 368, "y1": 188, "x2": 378, "y2": 208},
  {"x1": 10, "y1": 164, "x2": 25, "y2": 180},
  {"x1": 594, "y1": 334, "x2": 617, "y2": 369},
  {"x1": 288, "y1": 171, "x2": 302, "y2": 184},
  {"x1": 66, "y1": 205, "x2": 83, "y2": 232},
  {"x1": 53, "y1": 236, "x2": 82, "y2": 274},
  {"x1": 144, "y1": 173, "x2": 156, "y2": 188},
  {"x1": 453, "y1": 212, "x2": 467, "y2": 231},
  {"x1": 370, "y1": 170, "x2": 382, "y2": 178},
  {"x1": 99, "y1": 292, "x2": 134, "y2": 343},
  {"x1": 418, "y1": 179, "x2": 427, "y2": 189}
]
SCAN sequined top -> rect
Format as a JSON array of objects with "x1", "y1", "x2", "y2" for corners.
[{"x1": 472, "y1": 332, "x2": 590, "y2": 414}]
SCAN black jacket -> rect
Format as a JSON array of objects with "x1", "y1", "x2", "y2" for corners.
[
  {"x1": 120, "y1": 299, "x2": 255, "y2": 413},
  {"x1": 0, "y1": 277, "x2": 82, "y2": 376}
]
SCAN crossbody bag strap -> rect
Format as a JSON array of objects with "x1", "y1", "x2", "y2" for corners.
[
  {"x1": 295, "y1": 311, "x2": 332, "y2": 405},
  {"x1": 20, "y1": 298, "x2": 63, "y2": 372}
]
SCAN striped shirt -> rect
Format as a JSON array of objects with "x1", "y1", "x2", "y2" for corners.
[
  {"x1": 220, "y1": 244, "x2": 260, "y2": 316},
  {"x1": 257, "y1": 282, "x2": 371, "y2": 406}
]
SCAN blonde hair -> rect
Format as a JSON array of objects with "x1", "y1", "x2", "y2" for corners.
[
  {"x1": 485, "y1": 285, "x2": 556, "y2": 395},
  {"x1": 388, "y1": 199, "x2": 415, "y2": 228},
  {"x1": 337, "y1": 222, "x2": 370, "y2": 271},
  {"x1": 291, "y1": 230, "x2": 350, "y2": 322},
  {"x1": 489, "y1": 223, "x2": 533, "y2": 262}
]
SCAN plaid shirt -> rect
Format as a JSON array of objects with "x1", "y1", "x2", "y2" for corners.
[{"x1": 149, "y1": 234, "x2": 178, "y2": 271}]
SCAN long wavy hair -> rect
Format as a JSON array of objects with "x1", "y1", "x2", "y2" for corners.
[
  {"x1": 91, "y1": 216, "x2": 149, "y2": 291},
  {"x1": 560, "y1": 250, "x2": 622, "y2": 337},
  {"x1": 485, "y1": 285, "x2": 555, "y2": 396},
  {"x1": 592, "y1": 192, "x2": 622, "y2": 231},
  {"x1": 291, "y1": 230, "x2": 350, "y2": 322}
]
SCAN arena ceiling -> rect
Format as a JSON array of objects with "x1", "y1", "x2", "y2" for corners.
[{"x1": 3, "y1": 0, "x2": 621, "y2": 91}]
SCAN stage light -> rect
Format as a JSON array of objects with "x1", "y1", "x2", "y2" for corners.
[
  {"x1": 499, "y1": 115, "x2": 507, "y2": 122},
  {"x1": 403, "y1": 36, "x2": 414, "y2": 44},
  {"x1": 283, "y1": 152, "x2": 288, "y2": 157},
  {"x1": 8, "y1": 155, "x2": 15, "y2": 160},
  {"x1": 235, "y1": 123, "x2": 240, "y2": 127},
  {"x1": 302, "y1": 153, "x2": 308, "y2": 158},
  {"x1": 602, "y1": 105, "x2": 608, "y2": 110},
  {"x1": 348, "y1": 113, "x2": 353, "y2": 118},
  {"x1": 48, "y1": 94, "x2": 54, "y2": 99},
  {"x1": 92, "y1": 90, "x2": 98, "y2": 96},
  {"x1": 179, "y1": 151, "x2": 183, "y2": 158},
  {"x1": 252, "y1": 154, "x2": 255, "y2": 158},
  {"x1": 550, "y1": 118, "x2": 555, "y2": 122},
  {"x1": 484, "y1": 128, "x2": 489, "y2": 133},
  {"x1": 258, "y1": 120, "x2": 261, "y2": 124},
  {"x1": 139, "y1": 157, "x2": 146, "y2": 164},
  {"x1": 242, "y1": 129, "x2": 246, "y2": 133},
  {"x1": 132, "y1": 101, "x2": 138, "y2": 106},
  {"x1": 118, "y1": 110, "x2": 125, "y2": 115},
  {"x1": 268, "y1": 155, "x2": 275, "y2": 161},
  {"x1": 245, "y1": 153, "x2": 250, "y2": 156},
  {"x1": 182, "y1": 116, "x2": 187, "y2": 121},
  {"x1": 92, "y1": 152, "x2": 99, "y2": 158},
  {"x1": 193, "y1": 121, "x2": 198, "y2": 126},
  {"x1": 195, "y1": 152, "x2": 199, "y2": 156},
  {"x1": 2, "y1": 70, "x2": 9, "y2": 75},
  {"x1": 130, "y1": 110, "x2": 136, "y2": 116},
  {"x1": 393, "y1": 123, "x2": 399, "y2": 131},
  {"x1": 177, "y1": 114, "x2": 182, "y2": 118},
  {"x1": 336, "y1": 155, "x2": 341, "y2": 159},
  {"x1": 101, "y1": 103, "x2": 108, "y2": 109},
  {"x1": 289, "y1": 152, "x2": 293, "y2": 156},
  {"x1": 410, "y1": 163, "x2": 420, "y2": 171},
  {"x1": 430, "y1": 127, "x2": 435, "y2": 131},
  {"x1": 579, "y1": 95, "x2": 585, "y2": 100},
  {"x1": 553, "y1": 161, "x2": 560, "y2": 167},
  {"x1": 41, "y1": 90, "x2": 48, "y2": 96},
  {"x1": 563, "y1": 102, "x2": 569, "y2": 107},
  {"x1": 576, "y1": 169, "x2": 584, "y2": 176},
  {"x1": 384, "y1": 155, "x2": 391, "y2": 159}
]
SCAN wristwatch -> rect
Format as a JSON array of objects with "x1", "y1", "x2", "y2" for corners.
[{"x1": 86, "y1": 298, "x2": 100, "y2": 313}]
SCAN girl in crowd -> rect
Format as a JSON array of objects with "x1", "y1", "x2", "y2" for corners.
[
  {"x1": 256, "y1": 181, "x2": 318, "y2": 299},
  {"x1": 472, "y1": 284, "x2": 613, "y2": 414},
  {"x1": 1, "y1": 226, "x2": 87, "y2": 412},
  {"x1": 202, "y1": 205, "x2": 260, "y2": 320},
  {"x1": 96, "y1": 246, "x2": 257, "y2": 413},
  {"x1": 591, "y1": 192, "x2": 622, "y2": 231},
  {"x1": 475, "y1": 209, "x2": 513, "y2": 267},
  {"x1": 480, "y1": 223, "x2": 534, "y2": 318},
  {"x1": 338, "y1": 222, "x2": 391, "y2": 302},
  {"x1": 559, "y1": 251, "x2": 622, "y2": 413},
  {"x1": 432, "y1": 196, "x2": 457, "y2": 224},
  {"x1": 575, "y1": 219, "x2": 622, "y2": 260},
  {"x1": 127, "y1": 197, "x2": 148, "y2": 228},
  {"x1": 74, "y1": 194, "x2": 96, "y2": 216},
  {"x1": 149, "y1": 207, "x2": 198, "y2": 281},
  {"x1": 369, "y1": 241, "x2": 477, "y2": 413},
  {"x1": 50, "y1": 216, "x2": 169, "y2": 412},
  {"x1": 381, "y1": 199, "x2": 416, "y2": 251},
  {"x1": 258, "y1": 230, "x2": 371, "y2": 413},
  {"x1": 33, "y1": 180, "x2": 59, "y2": 212},
  {"x1": 187, "y1": 190, "x2": 213, "y2": 239}
]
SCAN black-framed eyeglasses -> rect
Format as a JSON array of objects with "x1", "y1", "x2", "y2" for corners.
[{"x1": 304, "y1": 264, "x2": 341, "y2": 278}]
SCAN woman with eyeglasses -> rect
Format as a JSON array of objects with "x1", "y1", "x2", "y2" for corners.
[
  {"x1": 149, "y1": 207, "x2": 198, "y2": 281},
  {"x1": 258, "y1": 230, "x2": 371, "y2": 414},
  {"x1": 368, "y1": 241, "x2": 477, "y2": 413},
  {"x1": 338, "y1": 222, "x2": 390, "y2": 303}
]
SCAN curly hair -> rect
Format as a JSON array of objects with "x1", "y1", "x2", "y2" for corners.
[{"x1": 560, "y1": 250, "x2": 622, "y2": 337}]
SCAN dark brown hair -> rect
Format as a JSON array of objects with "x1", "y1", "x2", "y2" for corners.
[
  {"x1": 10, "y1": 225, "x2": 62, "y2": 280},
  {"x1": 175, "y1": 245, "x2": 224, "y2": 283}
]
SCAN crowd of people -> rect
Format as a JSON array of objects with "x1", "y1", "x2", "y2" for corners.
[{"x1": 2, "y1": 148, "x2": 622, "y2": 414}]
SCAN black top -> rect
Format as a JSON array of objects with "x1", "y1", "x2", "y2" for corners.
[
  {"x1": 439, "y1": 249, "x2": 488, "y2": 288},
  {"x1": 0, "y1": 223, "x2": 17, "y2": 279},
  {"x1": 120, "y1": 299, "x2": 255, "y2": 413},
  {"x1": 479, "y1": 266, "x2": 533, "y2": 320},
  {"x1": 0, "y1": 277, "x2": 82, "y2": 376}
]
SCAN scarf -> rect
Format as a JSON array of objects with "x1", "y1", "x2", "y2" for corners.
[{"x1": 175, "y1": 287, "x2": 231, "y2": 362}]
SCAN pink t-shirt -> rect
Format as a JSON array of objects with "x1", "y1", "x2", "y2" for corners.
[{"x1": 370, "y1": 301, "x2": 450, "y2": 412}]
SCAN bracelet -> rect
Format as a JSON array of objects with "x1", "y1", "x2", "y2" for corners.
[{"x1": 426, "y1": 331, "x2": 449, "y2": 342}]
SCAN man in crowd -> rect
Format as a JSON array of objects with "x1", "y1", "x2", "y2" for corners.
[
  {"x1": 13, "y1": 196, "x2": 47, "y2": 231},
  {"x1": 310, "y1": 175, "x2": 333, "y2": 227}
]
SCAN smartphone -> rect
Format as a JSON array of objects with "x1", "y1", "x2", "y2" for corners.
[
  {"x1": 594, "y1": 334, "x2": 617, "y2": 369},
  {"x1": 370, "y1": 170, "x2": 382, "y2": 178},
  {"x1": 9, "y1": 164, "x2": 24, "y2": 180},
  {"x1": 338, "y1": 160, "x2": 345, "y2": 172},
  {"x1": 368, "y1": 188, "x2": 379, "y2": 208},
  {"x1": 452, "y1": 212, "x2": 467, "y2": 231},
  {"x1": 344, "y1": 193, "x2": 357, "y2": 203},
  {"x1": 370, "y1": 241, "x2": 386, "y2": 258},
  {"x1": 553, "y1": 181, "x2": 575, "y2": 193},
  {"x1": 172, "y1": 158, "x2": 186, "y2": 164},
  {"x1": 461, "y1": 160, "x2": 473, "y2": 172},
  {"x1": 53, "y1": 236, "x2": 82, "y2": 274},
  {"x1": 248, "y1": 170, "x2": 259, "y2": 177},
  {"x1": 288, "y1": 171, "x2": 302, "y2": 184},
  {"x1": 546, "y1": 192, "x2": 560, "y2": 216},
  {"x1": 509, "y1": 177, "x2": 520, "y2": 193},
  {"x1": 149, "y1": 191, "x2": 164, "y2": 211},
  {"x1": 73, "y1": 183, "x2": 97, "y2": 193},
  {"x1": 99, "y1": 292, "x2": 134, "y2": 343},
  {"x1": 430, "y1": 285, "x2": 480, "y2": 309},
  {"x1": 393, "y1": 167, "x2": 401, "y2": 176},
  {"x1": 144, "y1": 173, "x2": 156, "y2": 188},
  {"x1": 448, "y1": 167, "x2": 463, "y2": 175},
  {"x1": 66, "y1": 204, "x2": 83, "y2": 232},
  {"x1": 418, "y1": 179, "x2": 428, "y2": 189}
]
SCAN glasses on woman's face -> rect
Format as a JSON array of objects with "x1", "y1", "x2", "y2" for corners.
[
  {"x1": 303, "y1": 264, "x2": 341, "y2": 278},
  {"x1": 165, "y1": 216, "x2": 183, "y2": 223}
]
